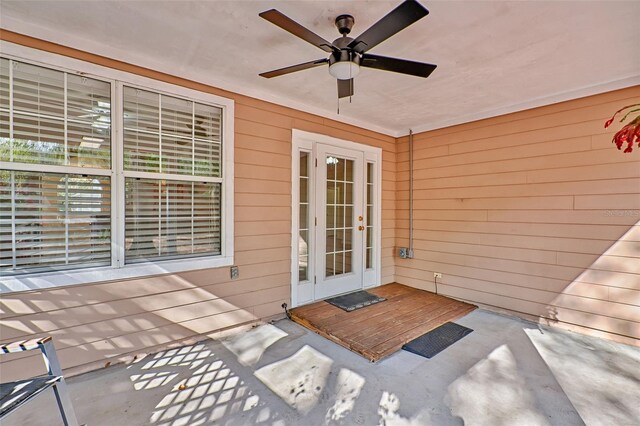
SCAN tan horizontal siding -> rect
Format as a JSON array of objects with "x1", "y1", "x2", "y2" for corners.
[
  {"x1": 0, "y1": 31, "x2": 397, "y2": 380},
  {"x1": 396, "y1": 86, "x2": 640, "y2": 345},
  {"x1": 397, "y1": 144, "x2": 639, "y2": 179},
  {"x1": 396, "y1": 229, "x2": 639, "y2": 257}
]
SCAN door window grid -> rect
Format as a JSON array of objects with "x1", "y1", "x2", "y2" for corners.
[
  {"x1": 366, "y1": 162, "x2": 374, "y2": 269},
  {"x1": 298, "y1": 151, "x2": 310, "y2": 282},
  {"x1": 325, "y1": 156, "x2": 353, "y2": 278}
]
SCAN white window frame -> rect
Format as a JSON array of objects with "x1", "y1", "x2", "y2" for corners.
[{"x1": 0, "y1": 42, "x2": 234, "y2": 293}]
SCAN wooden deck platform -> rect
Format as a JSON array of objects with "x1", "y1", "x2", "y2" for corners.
[{"x1": 289, "y1": 283, "x2": 477, "y2": 362}]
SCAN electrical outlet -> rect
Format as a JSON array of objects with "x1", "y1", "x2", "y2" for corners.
[
  {"x1": 230, "y1": 265, "x2": 239, "y2": 279},
  {"x1": 434, "y1": 272, "x2": 442, "y2": 279}
]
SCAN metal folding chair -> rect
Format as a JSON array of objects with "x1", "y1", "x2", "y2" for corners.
[{"x1": 0, "y1": 336, "x2": 79, "y2": 426}]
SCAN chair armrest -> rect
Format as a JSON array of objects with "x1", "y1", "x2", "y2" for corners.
[{"x1": 1, "y1": 337, "x2": 52, "y2": 354}]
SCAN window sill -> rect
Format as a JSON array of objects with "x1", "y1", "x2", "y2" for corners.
[{"x1": 0, "y1": 255, "x2": 234, "y2": 294}]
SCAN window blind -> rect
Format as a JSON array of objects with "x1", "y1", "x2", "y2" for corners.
[
  {"x1": 123, "y1": 86, "x2": 222, "y2": 176},
  {"x1": 125, "y1": 178, "x2": 221, "y2": 262},
  {"x1": 0, "y1": 171, "x2": 111, "y2": 273},
  {"x1": 0, "y1": 58, "x2": 111, "y2": 168},
  {"x1": 0, "y1": 58, "x2": 112, "y2": 275}
]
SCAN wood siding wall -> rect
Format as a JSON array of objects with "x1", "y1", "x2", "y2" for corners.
[
  {"x1": 395, "y1": 86, "x2": 640, "y2": 346},
  {"x1": 1, "y1": 31, "x2": 638, "y2": 381},
  {"x1": 0, "y1": 31, "x2": 397, "y2": 379}
]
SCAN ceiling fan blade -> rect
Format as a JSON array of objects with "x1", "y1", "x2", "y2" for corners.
[
  {"x1": 348, "y1": 0, "x2": 429, "y2": 54},
  {"x1": 259, "y1": 58, "x2": 329, "y2": 78},
  {"x1": 260, "y1": 9, "x2": 336, "y2": 53},
  {"x1": 362, "y1": 53, "x2": 436, "y2": 78},
  {"x1": 337, "y1": 79, "x2": 354, "y2": 99}
]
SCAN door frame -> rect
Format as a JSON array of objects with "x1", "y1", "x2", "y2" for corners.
[{"x1": 291, "y1": 129, "x2": 382, "y2": 307}]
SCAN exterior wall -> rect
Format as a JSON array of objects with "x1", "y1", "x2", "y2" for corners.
[
  {"x1": 0, "y1": 31, "x2": 397, "y2": 379},
  {"x1": 395, "y1": 86, "x2": 640, "y2": 346},
  {"x1": 1, "y1": 31, "x2": 637, "y2": 383}
]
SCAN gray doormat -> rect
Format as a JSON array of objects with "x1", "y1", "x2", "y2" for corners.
[
  {"x1": 325, "y1": 290, "x2": 386, "y2": 312},
  {"x1": 402, "y1": 322, "x2": 473, "y2": 359}
]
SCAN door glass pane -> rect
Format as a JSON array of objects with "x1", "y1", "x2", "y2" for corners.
[
  {"x1": 299, "y1": 230, "x2": 308, "y2": 282},
  {"x1": 336, "y1": 229, "x2": 345, "y2": 252},
  {"x1": 325, "y1": 253, "x2": 334, "y2": 277},
  {"x1": 325, "y1": 155, "x2": 354, "y2": 278},
  {"x1": 345, "y1": 182, "x2": 353, "y2": 204},
  {"x1": 345, "y1": 206, "x2": 353, "y2": 228},
  {"x1": 326, "y1": 230, "x2": 335, "y2": 255},
  {"x1": 327, "y1": 181, "x2": 336, "y2": 205},
  {"x1": 298, "y1": 151, "x2": 310, "y2": 282},
  {"x1": 366, "y1": 162, "x2": 374, "y2": 269},
  {"x1": 335, "y1": 252, "x2": 344, "y2": 275},
  {"x1": 336, "y1": 206, "x2": 344, "y2": 228}
]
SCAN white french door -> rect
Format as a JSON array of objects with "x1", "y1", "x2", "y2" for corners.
[
  {"x1": 314, "y1": 144, "x2": 364, "y2": 299},
  {"x1": 292, "y1": 130, "x2": 381, "y2": 307}
]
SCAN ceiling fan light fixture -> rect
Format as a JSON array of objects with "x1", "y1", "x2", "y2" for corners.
[{"x1": 329, "y1": 60, "x2": 360, "y2": 80}]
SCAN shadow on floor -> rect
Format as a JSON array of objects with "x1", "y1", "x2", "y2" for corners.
[{"x1": 3, "y1": 309, "x2": 639, "y2": 426}]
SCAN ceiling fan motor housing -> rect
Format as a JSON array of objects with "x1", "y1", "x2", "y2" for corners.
[{"x1": 330, "y1": 31, "x2": 361, "y2": 74}]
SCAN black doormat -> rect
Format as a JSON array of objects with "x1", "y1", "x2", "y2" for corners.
[
  {"x1": 402, "y1": 322, "x2": 473, "y2": 359},
  {"x1": 325, "y1": 290, "x2": 386, "y2": 312}
]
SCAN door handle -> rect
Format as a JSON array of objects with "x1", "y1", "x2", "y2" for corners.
[
  {"x1": 358, "y1": 225, "x2": 364, "y2": 231},
  {"x1": 358, "y1": 215, "x2": 363, "y2": 221}
]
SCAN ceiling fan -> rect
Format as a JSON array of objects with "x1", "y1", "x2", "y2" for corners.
[{"x1": 258, "y1": 0, "x2": 437, "y2": 100}]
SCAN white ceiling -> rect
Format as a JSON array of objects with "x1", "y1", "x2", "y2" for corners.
[{"x1": 1, "y1": 1, "x2": 639, "y2": 136}]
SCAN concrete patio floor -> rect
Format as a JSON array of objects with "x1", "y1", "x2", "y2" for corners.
[{"x1": 4, "y1": 309, "x2": 639, "y2": 426}]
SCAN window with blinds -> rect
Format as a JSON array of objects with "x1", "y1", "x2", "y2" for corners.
[
  {"x1": 0, "y1": 58, "x2": 112, "y2": 275},
  {"x1": 1, "y1": 54, "x2": 232, "y2": 281},
  {"x1": 123, "y1": 86, "x2": 223, "y2": 263}
]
